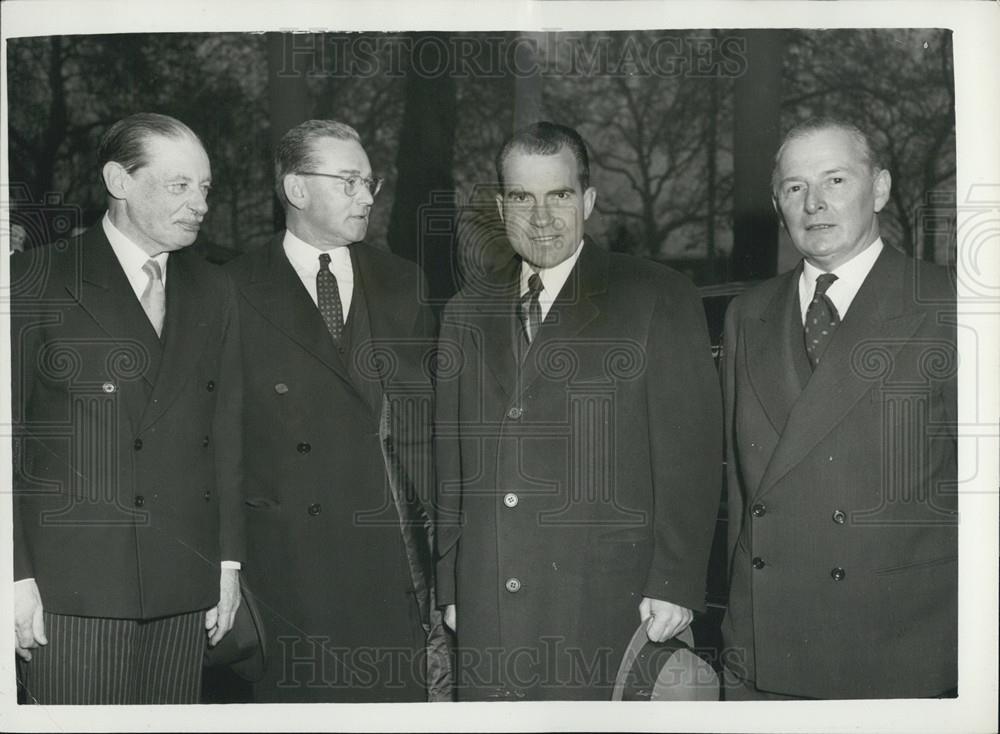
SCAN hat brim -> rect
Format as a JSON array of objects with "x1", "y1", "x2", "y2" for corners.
[{"x1": 612, "y1": 623, "x2": 718, "y2": 701}]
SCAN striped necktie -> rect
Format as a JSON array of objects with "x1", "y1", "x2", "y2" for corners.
[
  {"x1": 140, "y1": 259, "x2": 166, "y2": 337},
  {"x1": 518, "y1": 272, "x2": 544, "y2": 347}
]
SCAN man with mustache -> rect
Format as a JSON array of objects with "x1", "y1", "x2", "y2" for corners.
[
  {"x1": 721, "y1": 117, "x2": 958, "y2": 699},
  {"x1": 226, "y1": 120, "x2": 436, "y2": 702},
  {"x1": 435, "y1": 121, "x2": 723, "y2": 700},
  {"x1": 11, "y1": 112, "x2": 244, "y2": 703}
]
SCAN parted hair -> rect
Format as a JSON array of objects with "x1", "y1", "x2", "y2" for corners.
[
  {"x1": 771, "y1": 116, "x2": 885, "y2": 194},
  {"x1": 274, "y1": 120, "x2": 362, "y2": 209},
  {"x1": 495, "y1": 121, "x2": 591, "y2": 191},
  {"x1": 98, "y1": 113, "x2": 203, "y2": 175}
]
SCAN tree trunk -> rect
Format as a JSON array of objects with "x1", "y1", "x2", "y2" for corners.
[
  {"x1": 36, "y1": 35, "x2": 67, "y2": 199},
  {"x1": 386, "y1": 32, "x2": 458, "y2": 310},
  {"x1": 706, "y1": 53, "x2": 719, "y2": 279},
  {"x1": 266, "y1": 32, "x2": 313, "y2": 231},
  {"x1": 731, "y1": 30, "x2": 785, "y2": 281},
  {"x1": 512, "y1": 32, "x2": 544, "y2": 130}
]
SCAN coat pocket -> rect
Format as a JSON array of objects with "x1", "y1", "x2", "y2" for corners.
[
  {"x1": 873, "y1": 555, "x2": 957, "y2": 576},
  {"x1": 244, "y1": 496, "x2": 281, "y2": 510}
]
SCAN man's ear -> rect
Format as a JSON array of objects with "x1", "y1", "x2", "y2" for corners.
[
  {"x1": 495, "y1": 193, "x2": 505, "y2": 223},
  {"x1": 283, "y1": 174, "x2": 308, "y2": 211},
  {"x1": 102, "y1": 161, "x2": 129, "y2": 201},
  {"x1": 771, "y1": 194, "x2": 788, "y2": 231},
  {"x1": 582, "y1": 187, "x2": 597, "y2": 221},
  {"x1": 873, "y1": 169, "x2": 892, "y2": 213}
]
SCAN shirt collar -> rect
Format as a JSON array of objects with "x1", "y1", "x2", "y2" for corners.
[
  {"x1": 519, "y1": 239, "x2": 585, "y2": 298},
  {"x1": 102, "y1": 212, "x2": 169, "y2": 282},
  {"x1": 283, "y1": 229, "x2": 352, "y2": 274},
  {"x1": 801, "y1": 237, "x2": 883, "y2": 293}
]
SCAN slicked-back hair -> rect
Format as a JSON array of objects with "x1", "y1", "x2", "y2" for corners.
[
  {"x1": 771, "y1": 116, "x2": 884, "y2": 195},
  {"x1": 274, "y1": 120, "x2": 362, "y2": 209},
  {"x1": 98, "y1": 112, "x2": 203, "y2": 176},
  {"x1": 495, "y1": 121, "x2": 591, "y2": 192}
]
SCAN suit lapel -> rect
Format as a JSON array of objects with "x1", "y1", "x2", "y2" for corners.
[
  {"x1": 353, "y1": 244, "x2": 412, "y2": 389},
  {"x1": 473, "y1": 258, "x2": 521, "y2": 399},
  {"x1": 744, "y1": 266, "x2": 804, "y2": 435},
  {"x1": 757, "y1": 246, "x2": 925, "y2": 495},
  {"x1": 138, "y1": 248, "x2": 216, "y2": 431},
  {"x1": 344, "y1": 247, "x2": 388, "y2": 416},
  {"x1": 71, "y1": 227, "x2": 161, "y2": 433},
  {"x1": 240, "y1": 234, "x2": 355, "y2": 390},
  {"x1": 518, "y1": 240, "x2": 605, "y2": 395}
]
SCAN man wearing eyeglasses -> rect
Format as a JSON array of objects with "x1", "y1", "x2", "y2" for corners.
[{"x1": 225, "y1": 120, "x2": 437, "y2": 702}]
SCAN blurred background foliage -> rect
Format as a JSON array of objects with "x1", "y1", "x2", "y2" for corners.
[{"x1": 7, "y1": 29, "x2": 955, "y2": 301}]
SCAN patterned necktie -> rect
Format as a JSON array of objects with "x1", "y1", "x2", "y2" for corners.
[
  {"x1": 317, "y1": 252, "x2": 345, "y2": 344},
  {"x1": 140, "y1": 259, "x2": 166, "y2": 337},
  {"x1": 518, "y1": 272, "x2": 544, "y2": 347},
  {"x1": 804, "y1": 272, "x2": 840, "y2": 369}
]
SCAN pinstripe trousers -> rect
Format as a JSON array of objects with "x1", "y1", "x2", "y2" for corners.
[{"x1": 18, "y1": 610, "x2": 205, "y2": 705}]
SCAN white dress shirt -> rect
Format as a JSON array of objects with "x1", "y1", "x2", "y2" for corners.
[
  {"x1": 103, "y1": 213, "x2": 170, "y2": 298},
  {"x1": 519, "y1": 239, "x2": 586, "y2": 322},
  {"x1": 283, "y1": 230, "x2": 354, "y2": 321},
  {"x1": 798, "y1": 238, "x2": 884, "y2": 324}
]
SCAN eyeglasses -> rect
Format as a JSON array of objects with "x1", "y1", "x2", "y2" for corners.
[{"x1": 297, "y1": 171, "x2": 384, "y2": 197}]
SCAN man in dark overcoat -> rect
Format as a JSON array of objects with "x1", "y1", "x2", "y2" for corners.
[
  {"x1": 434, "y1": 122, "x2": 723, "y2": 701},
  {"x1": 225, "y1": 120, "x2": 436, "y2": 702},
  {"x1": 721, "y1": 117, "x2": 957, "y2": 699},
  {"x1": 11, "y1": 113, "x2": 244, "y2": 704}
]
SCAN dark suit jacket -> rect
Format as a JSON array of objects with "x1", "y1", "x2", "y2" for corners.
[
  {"x1": 435, "y1": 239, "x2": 723, "y2": 700},
  {"x1": 10, "y1": 225, "x2": 244, "y2": 619},
  {"x1": 225, "y1": 235, "x2": 436, "y2": 702},
  {"x1": 721, "y1": 245, "x2": 957, "y2": 698}
]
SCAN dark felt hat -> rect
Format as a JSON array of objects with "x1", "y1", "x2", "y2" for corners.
[
  {"x1": 612, "y1": 625, "x2": 719, "y2": 701},
  {"x1": 203, "y1": 579, "x2": 267, "y2": 682}
]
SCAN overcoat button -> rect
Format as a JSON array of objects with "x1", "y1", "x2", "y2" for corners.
[
  {"x1": 503, "y1": 493, "x2": 519, "y2": 508},
  {"x1": 832, "y1": 510, "x2": 847, "y2": 525},
  {"x1": 308, "y1": 503, "x2": 322, "y2": 516},
  {"x1": 134, "y1": 495, "x2": 145, "y2": 508},
  {"x1": 831, "y1": 567, "x2": 846, "y2": 581},
  {"x1": 133, "y1": 438, "x2": 143, "y2": 451},
  {"x1": 202, "y1": 436, "x2": 210, "y2": 447},
  {"x1": 751, "y1": 557, "x2": 766, "y2": 570},
  {"x1": 206, "y1": 380, "x2": 215, "y2": 392},
  {"x1": 102, "y1": 382, "x2": 116, "y2": 393},
  {"x1": 274, "y1": 383, "x2": 289, "y2": 394},
  {"x1": 505, "y1": 577, "x2": 521, "y2": 593},
  {"x1": 751, "y1": 503, "x2": 767, "y2": 518},
  {"x1": 506, "y1": 406, "x2": 523, "y2": 420},
  {"x1": 297, "y1": 442, "x2": 311, "y2": 454},
  {"x1": 203, "y1": 490, "x2": 211, "y2": 501}
]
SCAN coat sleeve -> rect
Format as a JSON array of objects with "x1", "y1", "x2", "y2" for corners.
[
  {"x1": 10, "y1": 251, "x2": 39, "y2": 581},
  {"x1": 213, "y1": 272, "x2": 246, "y2": 564},
  {"x1": 641, "y1": 277, "x2": 724, "y2": 612},
  {"x1": 432, "y1": 303, "x2": 465, "y2": 607}
]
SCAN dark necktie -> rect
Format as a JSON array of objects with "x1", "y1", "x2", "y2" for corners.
[
  {"x1": 518, "y1": 272, "x2": 544, "y2": 347},
  {"x1": 317, "y1": 252, "x2": 345, "y2": 344},
  {"x1": 804, "y1": 272, "x2": 840, "y2": 369}
]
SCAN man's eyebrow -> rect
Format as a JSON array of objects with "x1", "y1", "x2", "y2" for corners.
[
  {"x1": 778, "y1": 166, "x2": 852, "y2": 186},
  {"x1": 164, "y1": 173, "x2": 212, "y2": 184}
]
